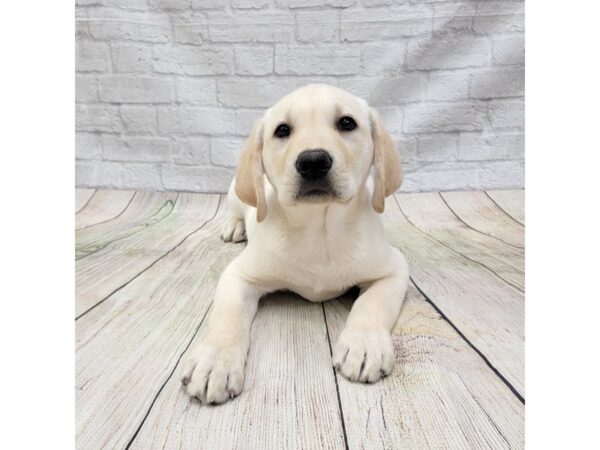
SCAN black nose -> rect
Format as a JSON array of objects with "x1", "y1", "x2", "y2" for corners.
[{"x1": 295, "y1": 150, "x2": 333, "y2": 180}]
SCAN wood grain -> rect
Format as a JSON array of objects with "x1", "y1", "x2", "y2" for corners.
[
  {"x1": 75, "y1": 189, "x2": 136, "y2": 230},
  {"x1": 324, "y1": 285, "x2": 524, "y2": 449},
  {"x1": 486, "y1": 190, "x2": 525, "y2": 225},
  {"x1": 75, "y1": 188, "x2": 95, "y2": 213},
  {"x1": 75, "y1": 193, "x2": 219, "y2": 318},
  {"x1": 130, "y1": 294, "x2": 345, "y2": 450},
  {"x1": 75, "y1": 191, "x2": 179, "y2": 258},
  {"x1": 441, "y1": 191, "x2": 524, "y2": 248},
  {"x1": 396, "y1": 192, "x2": 524, "y2": 291},
  {"x1": 76, "y1": 200, "x2": 242, "y2": 449},
  {"x1": 386, "y1": 195, "x2": 524, "y2": 396}
]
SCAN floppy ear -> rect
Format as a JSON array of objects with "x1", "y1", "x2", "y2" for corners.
[
  {"x1": 370, "y1": 108, "x2": 403, "y2": 213},
  {"x1": 235, "y1": 119, "x2": 267, "y2": 222}
]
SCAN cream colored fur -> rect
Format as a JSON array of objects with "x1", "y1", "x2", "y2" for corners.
[{"x1": 180, "y1": 84, "x2": 409, "y2": 404}]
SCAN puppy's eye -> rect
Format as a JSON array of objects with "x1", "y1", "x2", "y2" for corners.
[
  {"x1": 337, "y1": 116, "x2": 357, "y2": 132},
  {"x1": 274, "y1": 123, "x2": 291, "y2": 138}
]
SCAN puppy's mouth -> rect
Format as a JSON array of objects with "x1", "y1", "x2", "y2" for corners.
[{"x1": 295, "y1": 179, "x2": 338, "y2": 202}]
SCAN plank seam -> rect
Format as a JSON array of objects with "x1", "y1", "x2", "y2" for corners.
[
  {"x1": 75, "y1": 189, "x2": 96, "y2": 214},
  {"x1": 125, "y1": 302, "x2": 213, "y2": 450},
  {"x1": 438, "y1": 192, "x2": 524, "y2": 249},
  {"x1": 322, "y1": 303, "x2": 350, "y2": 450},
  {"x1": 75, "y1": 195, "x2": 222, "y2": 321},
  {"x1": 410, "y1": 277, "x2": 525, "y2": 404},
  {"x1": 484, "y1": 191, "x2": 525, "y2": 226},
  {"x1": 76, "y1": 191, "x2": 138, "y2": 231},
  {"x1": 393, "y1": 195, "x2": 524, "y2": 293}
]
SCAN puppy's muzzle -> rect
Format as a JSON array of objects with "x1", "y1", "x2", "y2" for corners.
[{"x1": 295, "y1": 149, "x2": 337, "y2": 199}]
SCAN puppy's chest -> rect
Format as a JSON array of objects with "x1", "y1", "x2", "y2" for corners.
[{"x1": 267, "y1": 225, "x2": 371, "y2": 291}]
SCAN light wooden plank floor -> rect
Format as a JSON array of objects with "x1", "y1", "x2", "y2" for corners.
[{"x1": 75, "y1": 189, "x2": 525, "y2": 450}]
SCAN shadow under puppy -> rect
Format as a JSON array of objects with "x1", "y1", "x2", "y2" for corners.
[{"x1": 181, "y1": 84, "x2": 409, "y2": 405}]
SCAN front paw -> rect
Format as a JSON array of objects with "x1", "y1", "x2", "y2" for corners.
[
  {"x1": 180, "y1": 340, "x2": 247, "y2": 404},
  {"x1": 332, "y1": 328, "x2": 395, "y2": 383}
]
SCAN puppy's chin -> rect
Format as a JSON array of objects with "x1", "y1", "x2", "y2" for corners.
[{"x1": 295, "y1": 179, "x2": 339, "y2": 204}]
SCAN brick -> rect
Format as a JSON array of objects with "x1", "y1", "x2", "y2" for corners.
[
  {"x1": 111, "y1": 44, "x2": 152, "y2": 73},
  {"x1": 157, "y1": 107, "x2": 236, "y2": 135},
  {"x1": 210, "y1": 137, "x2": 244, "y2": 167},
  {"x1": 479, "y1": 160, "x2": 524, "y2": 189},
  {"x1": 343, "y1": 74, "x2": 428, "y2": 106},
  {"x1": 470, "y1": 68, "x2": 524, "y2": 99},
  {"x1": 488, "y1": 99, "x2": 525, "y2": 129},
  {"x1": 76, "y1": 161, "x2": 99, "y2": 187},
  {"x1": 76, "y1": 76, "x2": 99, "y2": 103},
  {"x1": 407, "y1": 36, "x2": 490, "y2": 70},
  {"x1": 153, "y1": 46, "x2": 234, "y2": 75},
  {"x1": 120, "y1": 106, "x2": 158, "y2": 134},
  {"x1": 341, "y1": 5, "x2": 432, "y2": 41},
  {"x1": 106, "y1": 0, "x2": 147, "y2": 11},
  {"x1": 76, "y1": 105, "x2": 121, "y2": 133},
  {"x1": 176, "y1": 78, "x2": 217, "y2": 105},
  {"x1": 76, "y1": 41, "x2": 110, "y2": 72},
  {"x1": 296, "y1": 11, "x2": 339, "y2": 43},
  {"x1": 433, "y1": 2, "x2": 478, "y2": 33},
  {"x1": 459, "y1": 132, "x2": 524, "y2": 161},
  {"x1": 376, "y1": 107, "x2": 403, "y2": 134},
  {"x1": 161, "y1": 165, "x2": 234, "y2": 192},
  {"x1": 404, "y1": 102, "x2": 488, "y2": 133},
  {"x1": 231, "y1": 0, "x2": 269, "y2": 9},
  {"x1": 173, "y1": 137, "x2": 211, "y2": 165},
  {"x1": 234, "y1": 109, "x2": 263, "y2": 136},
  {"x1": 190, "y1": 0, "x2": 225, "y2": 9},
  {"x1": 402, "y1": 162, "x2": 480, "y2": 192},
  {"x1": 76, "y1": 133, "x2": 103, "y2": 159},
  {"x1": 97, "y1": 161, "x2": 162, "y2": 189},
  {"x1": 208, "y1": 12, "x2": 293, "y2": 43},
  {"x1": 275, "y1": 45, "x2": 360, "y2": 75},
  {"x1": 218, "y1": 78, "x2": 294, "y2": 108},
  {"x1": 360, "y1": 42, "x2": 405, "y2": 76},
  {"x1": 235, "y1": 46, "x2": 273, "y2": 75},
  {"x1": 396, "y1": 136, "x2": 418, "y2": 162},
  {"x1": 364, "y1": 0, "x2": 393, "y2": 7},
  {"x1": 148, "y1": 0, "x2": 189, "y2": 10},
  {"x1": 172, "y1": 13, "x2": 208, "y2": 45},
  {"x1": 103, "y1": 135, "x2": 172, "y2": 162},
  {"x1": 492, "y1": 34, "x2": 525, "y2": 66},
  {"x1": 427, "y1": 71, "x2": 470, "y2": 101},
  {"x1": 99, "y1": 76, "x2": 175, "y2": 103},
  {"x1": 86, "y1": 9, "x2": 172, "y2": 43},
  {"x1": 417, "y1": 134, "x2": 458, "y2": 162},
  {"x1": 473, "y1": 3, "x2": 525, "y2": 35}
]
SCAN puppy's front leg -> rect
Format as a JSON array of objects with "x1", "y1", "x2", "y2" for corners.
[
  {"x1": 333, "y1": 251, "x2": 409, "y2": 383},
  {"x1": 180, "y1": 262, "x2": 265, "y2": 404}
]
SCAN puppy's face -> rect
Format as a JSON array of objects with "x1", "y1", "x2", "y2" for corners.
[
  {"x1": 261, "y1": 85, "x2": 374, "y2": 206},
  {"x1": 235, "y1": 84, "x2": 402, "y2": 222}
]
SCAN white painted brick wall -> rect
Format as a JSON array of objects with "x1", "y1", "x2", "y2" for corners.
[{"x1": 76, "y1": 0, "x2": 525, "y2": 193}]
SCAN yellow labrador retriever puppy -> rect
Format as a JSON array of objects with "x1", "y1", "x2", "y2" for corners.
[{"x1": 181, "y1": 84, "x2": 409, "y2": 404}]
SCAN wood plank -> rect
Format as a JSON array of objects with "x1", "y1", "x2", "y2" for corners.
[
  {"x1": 75, "y1": 189, "x2": 136, "y2": 230},
  {"x1": 76, "y1": 199, "x2": 243, "y2": 449},
  {"x1": 129, "y1": 294, "x2": 345, "y2": 450},
  {"x1": 75, "y1": 188, "x2": 95, "y2": 213},
  {"x1": 324, "y1": 285, "x2": 524, "y2": 449},
  {"x1": 75, "y1": 193, "x2": 219, "y2": 318},
  {"x1": 384, "y1": 196, "x2": 524, "y2": 396},
  {"x1": 397, "y1": 192, "x2": 524, "y2": 291},
  {"x1": 440, "y1": 191, "x2": 524, "y2": 248},
  {"x1": 486, "y1": 190, "x2": 525, "y2": 225},
  {"x1": 75, "y1": 191, "x2": 179, "y2": 258}
]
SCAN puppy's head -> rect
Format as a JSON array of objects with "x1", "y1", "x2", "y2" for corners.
[{"x1": 235, "y1": 84, "x2": 402, "y2": 221}]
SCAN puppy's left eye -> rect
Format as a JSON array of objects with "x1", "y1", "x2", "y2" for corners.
[{"x1": 337, "y1": 116, "x2": 357, "y2": 132}]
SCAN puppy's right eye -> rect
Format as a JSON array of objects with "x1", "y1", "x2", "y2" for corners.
[{"x1": 274, "y1": 123, "x2": 291, "y2": 138}]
